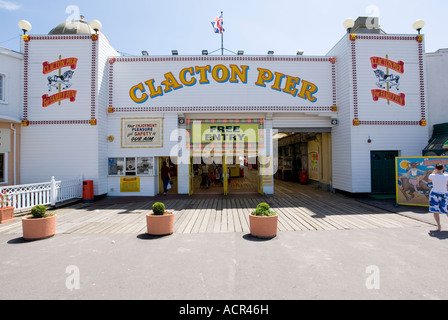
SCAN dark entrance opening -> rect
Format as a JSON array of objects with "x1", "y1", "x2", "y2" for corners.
[{"x1": 370, "y1": 150, "x2": 399, "y2": 194}]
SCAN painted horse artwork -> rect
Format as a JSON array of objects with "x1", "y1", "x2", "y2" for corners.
[
  {"x1": 374, "y1": 69, "x2": 400, "y2": 91},
  {"x1": 398, "y1": 169, "x2": 432, "y2": 202},
  {"x1": 47, "y1": 70, "x2": 75, "y2": 92}
]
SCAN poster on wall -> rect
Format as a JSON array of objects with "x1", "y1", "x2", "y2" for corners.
[
  {"x1": 121, "y1": 118, "x2": 163, "y2": 148},
  {"x1": 396, "y1": 156, "x2": 448, "y2": 207},
  {"x1": 120, "y1": 177, "x2": 140, "y2": 193}
]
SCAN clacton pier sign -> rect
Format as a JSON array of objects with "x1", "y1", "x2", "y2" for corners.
[
  {"x1": 129, "y1": 64, "x2": 320, "y2": 104},
  {"x1": 109, "y1": 56, "x2": 334, "y2": 111}
]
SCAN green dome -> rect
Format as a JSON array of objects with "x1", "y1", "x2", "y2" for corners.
[{"x1": 49, "y1": 20, "x2": 95, "y2": 35}]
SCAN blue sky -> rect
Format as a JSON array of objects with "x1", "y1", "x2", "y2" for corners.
[{"x1": 1, "y1": 0, "x2": 447, "y2": 56}]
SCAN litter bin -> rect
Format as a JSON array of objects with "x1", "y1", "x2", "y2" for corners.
[
  {"x1": 83, "y1": 180, "x2": 94, "y2": 202},
  {"x1": 299, "y1": 171, "x2": 308, "y2": 184}
]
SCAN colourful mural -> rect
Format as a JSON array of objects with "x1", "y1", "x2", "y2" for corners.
[{"x1": 396, "y1": 156, "x2": 448, "y2": 207}]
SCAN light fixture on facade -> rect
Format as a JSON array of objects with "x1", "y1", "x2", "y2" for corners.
[
  {"x1": 172, "y1": 50, "x2": 178, "y2": 55},
  {"x1": 267, "y1": 50, "x2": 274, "y2": 55},
  {"x1": 343, "y1": 18, "x2": 355, "y2": 33},
  {"x1": 141, "y1": 51, "x2": 149, "y2": 56},
  {"x1": 237, "y1": 50, "x2": 244, "y2": 55},
  {"x1": 297, "y1": 50, "x2": 304, "y2": 55},
  {"x1": 90, "y1": 19, "x2": 102, "y2": 34},
  {"x1": 18, "y1": 20, "x2": 32, "y2": 35},
  {"x1": 202, "y1": 50, "x2": 208, "y2": 55},
  {"x1": 367, "y1": 136, "x2": 372, "y2": 144},
  {"x1": 413, "y1": 19, "x2": 425, "y2": 35}
]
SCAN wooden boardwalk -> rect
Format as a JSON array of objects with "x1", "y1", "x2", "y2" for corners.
[{"x1": 0, "y1": 181, "x2": 431, "y2": 236}]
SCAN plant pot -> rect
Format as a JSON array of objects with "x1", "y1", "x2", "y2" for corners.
[
  {"x1": 22, "y1": 214, "x2": 57, "y2": 241},
  {"x1": 249, "y1": 213, "x2": 278, "y2": 238},
  {"x1": 0, "y1": 206, "x2": 15, "y2": 224},
  {"x1": 146, "y1": 212, "x2": 175, "y2": 236}
]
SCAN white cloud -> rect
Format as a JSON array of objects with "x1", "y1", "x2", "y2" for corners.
[{"x1": 0, "y1": 0, "x2": 21, "y2": 10}]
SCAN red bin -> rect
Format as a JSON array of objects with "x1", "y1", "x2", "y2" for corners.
[
  {"x1": 300, "y1": 171, "x2": 308, "y2": 184},
  {"x1": 83, "y1": 180, "x2": 94, "y2": 202}
]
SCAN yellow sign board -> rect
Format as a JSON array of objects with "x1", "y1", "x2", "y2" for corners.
[{"x1": 120, "y1": 177, "x2": 140, "y2": 193}]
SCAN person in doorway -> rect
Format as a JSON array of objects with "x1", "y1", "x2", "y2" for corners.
[
  {"x1": 161, "y1": 161, "x2": 171, "y2": 195},
  {"x1": 428, "y1": 163, "x2": 448, "y2": 231}
]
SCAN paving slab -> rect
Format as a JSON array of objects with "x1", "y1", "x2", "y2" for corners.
[{"x1": 1, "y1": 225, "x2": 447, "y2": 301}]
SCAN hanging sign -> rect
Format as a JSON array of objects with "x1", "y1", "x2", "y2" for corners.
[
  {"x1": 370, "y1": 55, "x2": 406, "y2": 106},
  {"x1": 198, "y1": 123, "x2": 259, "y2": 143},
  {"x1": 41, "y1": 56, "x2": 78, "y2": 108}
]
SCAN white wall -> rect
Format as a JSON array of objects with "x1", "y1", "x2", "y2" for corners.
[
  {"x1": 106, "y1": 113, "x2": 184, "y2": 196},
  {"x1": 20, "y1": 36, "x2": 101, "y2": 193},
  {"x1": 426, "y1": 48, "x2": 448, "y2": 135},
  {"x1": 327, "y1": 35, "x2": 353, "y2": 192},
  {"x1": 327, "y1": 34, "x2": 429, "y2": 193},
  {"x1": 0, "y1": 48, "x2": 22, "y2": 121},
  {"x1": 97, "y1": 35, "x2": 119, "y2": 195},
  {"x1": 20, "y1": 124, "x2": 99, "y2": 183}
]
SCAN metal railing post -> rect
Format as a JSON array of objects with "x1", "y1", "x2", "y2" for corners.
[{"x1": 50, "y1": 176, "x2": 56, "y2": 206}]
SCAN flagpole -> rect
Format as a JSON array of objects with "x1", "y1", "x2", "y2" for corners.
[{"x1": 221, "y1": 11, "x2": 224, "y2": 55}]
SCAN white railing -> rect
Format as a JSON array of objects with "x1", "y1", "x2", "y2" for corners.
[{"x1": 0, "y1": 176, "x2": 83, "y2": 211}]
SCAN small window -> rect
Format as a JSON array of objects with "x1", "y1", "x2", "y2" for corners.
[
  {"x1": 125, "y1": 158, "x2": 136, "y2": 176},
  {"x1": 0, "y1": 74, "x2": 4, "y2": 102},
  {"x1": 108, "y1": 157, "x2": 155, "y2": 176},
  {"x1": 137, "y1": 157, "x2": 154, "y2": 175},
  {"x1": 108, "y1": 158, "x2": 124, "y2": 176}
]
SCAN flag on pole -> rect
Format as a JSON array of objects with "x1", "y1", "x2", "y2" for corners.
[{"x1": 211, "y1": 13, "x2": 224, "y2": 34}]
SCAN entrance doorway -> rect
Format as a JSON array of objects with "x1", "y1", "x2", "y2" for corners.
[
  {"x1": 159, "y1": 157, "x2": 178, "y2": 195},
  {"x1": 190, "y1": 156, "x2": 259, "y2": 195},
  {"x1": 273, "y1": 130, "x2": 332, "y2": 190},
  {"x1": 370, "y1": 151, "x2": 398, "y2": 194}
]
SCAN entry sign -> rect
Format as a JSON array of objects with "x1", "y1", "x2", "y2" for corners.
[
  {"x1": 0, "y1": 129, "x2": 11, "y2": 153},
  {"x1": 199, "y1": 124, "x2": 259, "y2": 143}
]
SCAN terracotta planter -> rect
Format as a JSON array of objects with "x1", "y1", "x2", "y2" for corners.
[
  {"x1": 146, "y1": 212, "x2": 175, "y2": 236},
  {"x1": 249, "y1": 213, "x2": 278, "y2": 238},
  {"x1": 0, "y1": 206, "x2": 15, "y2": 224},
  {"x1": 22, "y1": 214, "x2": 57, "y2": 241}
]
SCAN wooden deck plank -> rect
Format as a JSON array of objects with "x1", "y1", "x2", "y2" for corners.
[
  {"x1": 282, "y1": 193, "x2": 363, "y2": 230},
  {"x1": 201, "y1": 198, "x2": 216, "y2": 233},
  {"x1": 192, "y1": 198, "x2": 210, "y2": 233},
  {"x1": 0, "y1": 180, "x2": 432, "y2": 237},
  {"x1": 286, "y1": 195, "x2": 373, "y2": 230},
  {"x1": 221, "y1": 199, "x2": 229, "y2": 233},
  {"x1": 175, "y1": 199, "x2": 200, "y2": 233},
  {"x1": 230, "y1": 199, "x2": 242, "y2": 232},
  {"x1": 213, "y1": 199, "x2": 223, "y2": 233},
  {"x1": 185, "y1": 198, "x2": 209, "y2": 233},
  {"x1": 235, "y1": 198, "x2": 250, "y2": 233},
  {"x1": 268, "y1": 197, "x2": 312, "y2": 231}
]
